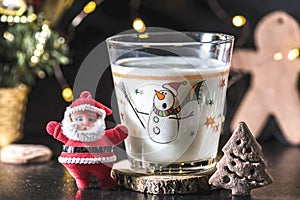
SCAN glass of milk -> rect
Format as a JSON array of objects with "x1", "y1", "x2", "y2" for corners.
[{"x1": 106, "y1": 29, "x2": 234, "y2": 174}]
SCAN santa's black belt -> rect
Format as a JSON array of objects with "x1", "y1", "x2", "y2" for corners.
[{"x1": 62, "y1": 146, "x2": 114, "y2": 153}]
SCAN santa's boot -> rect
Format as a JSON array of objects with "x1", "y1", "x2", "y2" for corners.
[{"x1": 64, "y1": 164, "x2": 92, "y2": 190}]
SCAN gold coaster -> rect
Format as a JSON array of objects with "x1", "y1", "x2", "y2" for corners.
[{"x1": 112, "y1": 160, "x2": 215, "y2": 194}]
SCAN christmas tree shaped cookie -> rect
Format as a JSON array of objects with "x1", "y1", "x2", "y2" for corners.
[{"x1": 209, "y1": 122, "x2": 273, "y2": 195}]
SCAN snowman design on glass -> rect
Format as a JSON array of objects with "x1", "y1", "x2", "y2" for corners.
[{"x1": 135, "y1": 81, "x2": 205, "y2": 144}]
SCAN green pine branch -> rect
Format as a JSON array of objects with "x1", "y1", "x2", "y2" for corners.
[{"x1": 0, "y1": 11, "x2": 71, "y2": 87}]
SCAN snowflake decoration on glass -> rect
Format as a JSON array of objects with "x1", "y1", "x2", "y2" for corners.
[
  {"x1": 189, "y1": 130, "x2": 196, "y2": 137},
  {"x1": 134, "y1": 88, "x2": 144, "y2": 95}
]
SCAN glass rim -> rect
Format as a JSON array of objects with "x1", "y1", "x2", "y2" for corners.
[{"x1": 106, "y1": 31, "x2": 234, "y2": 47}]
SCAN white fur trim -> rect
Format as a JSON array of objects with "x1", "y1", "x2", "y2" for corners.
[
  {"x1": 69, "y1": 104, "x2": 106, "y2": 117},
  {"x1": 61, "y1": 112, "x2": 106, "y2": 142},
  {"x1": 58, "y1": 155, "x2": 117, "y2": 164}
]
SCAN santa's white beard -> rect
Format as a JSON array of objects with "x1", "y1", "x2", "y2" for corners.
[{"x1": 61, "y1": 117, "x2": 106, "y2": 142}]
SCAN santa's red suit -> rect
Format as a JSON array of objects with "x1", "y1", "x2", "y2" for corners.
[{"x1": 46, "y1": 91, "x2": 128, "y2": 190}]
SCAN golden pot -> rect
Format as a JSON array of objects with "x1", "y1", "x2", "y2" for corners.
[{"x1": 0, "y1": 85, "x2": 29, "y2": 148}]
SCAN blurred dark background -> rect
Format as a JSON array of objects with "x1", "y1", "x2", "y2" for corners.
[{"x1": 22, "y1": 0, "x2": 300, "y2": 148}]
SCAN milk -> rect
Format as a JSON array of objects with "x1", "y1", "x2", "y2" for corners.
[{"x1": 112, "y1": 56, "x2": 229, "y2": 173}]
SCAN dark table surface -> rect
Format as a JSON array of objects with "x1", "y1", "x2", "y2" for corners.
[{"x1": 0, "y1": 138, "x2": 299, "y2": 200}]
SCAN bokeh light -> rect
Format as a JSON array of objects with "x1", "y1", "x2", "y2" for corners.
[
  {"x1": 62, "y1": 87, "x2": 73, "y2": 102},
  {"x1": 83, "y1": 1, "x2": 97, "y2": 14},
  {"x1": 133, "y1": 18, "x2": 146, "y2": 33},
  {"x1": 287, "y1": 48, "x2": 299, "y2": 61},
  {"x1": 273, "y1": 52, "x2": 283, "y2": 61},
  {"x1": 232, "y1": 15, "x2": 246, "y2": 27}
]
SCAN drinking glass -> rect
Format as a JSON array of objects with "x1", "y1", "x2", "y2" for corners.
[{"x1": 106, "y1": 30, "x2": 234, "y2": 174}]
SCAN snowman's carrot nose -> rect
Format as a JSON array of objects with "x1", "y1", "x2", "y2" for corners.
[{"x1": 155, "y1": 90, "x2": 165, "y2": 100}]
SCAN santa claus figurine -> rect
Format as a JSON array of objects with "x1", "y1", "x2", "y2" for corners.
[{"x1": 46, "y1": 91, "x2": 128, "y2": 190}]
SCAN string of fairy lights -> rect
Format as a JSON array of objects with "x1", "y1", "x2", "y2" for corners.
[
  {"x1": 0, "y1": 0, "x2": 73, "y2": 102},
  {"x1": 68, "y1": 0, "x2": 146, "y2": 35},
  {"x1": 2, "y1": 0, "x2": 299, "y2": 102},
  {"x1": 1, "y1": 13, "x2": 51, "y2": 75},
  {"x1": 0, "y1": 0, "x2": 146, "y2": 102},
  {"x1": 63, "y1": 0, "x2": 145, "y2": 102},
  {"x1": 1, "y1": 0, "x2": 145, "y2": 103},
  {"x1": 64, "y1": 0, "x2": 300, "y2": 101}
]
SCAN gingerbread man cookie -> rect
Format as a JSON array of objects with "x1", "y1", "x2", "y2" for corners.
[{"x1": 231, "y1": 11, "x2": 300, "y2": 145}]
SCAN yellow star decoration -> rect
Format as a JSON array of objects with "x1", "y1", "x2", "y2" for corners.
[
  {"x1": 205, "y1": 117, "x2": 215, "y2": 127},
  {"x1": 231, "y1": 11, "x2": 300, "y2": 145}
]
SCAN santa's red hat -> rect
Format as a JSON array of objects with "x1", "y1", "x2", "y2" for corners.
[{"x1": 68, "y1": 91, "x2": 112, "y2": 117}]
